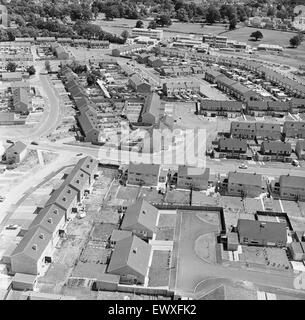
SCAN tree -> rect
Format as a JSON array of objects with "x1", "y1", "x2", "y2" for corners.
[
  {"x1": 121, "y1": 30, "x2": 129, "y2": 40},
  {"x1": 155, "y1": 14, "x2": 172, "y2": 27},
  {"x1": 206, "y1": 6, "x2": 221, "y2": 24},
  {"x1": 104, "y1": 6, "x2": 120, "y2": 20},
  {"x1": 135, "y1": 20, "x2": 144, "y2": 28},
  {"x1": 148, "y1": 20, "x2": 157, "y2": 29},
  {"x1": 290, "y1": 35, "x2": 301, "y2": 48},
  {"x1": 250, "y1": 30, "x2": 263, "y2": 41},
  {"x1": 229, "y1": 16, "x2": 237, "y2": 30},
  {"x1": 27, "y1": 65, "x2": 36, "y2": 75},
  {"x1": 87, "y1": 73, "x2": 97, "y2": 86},
  {"x1": 6, "y1": 62, "x2": 17, "y2": 72},
  {"x1": 176, "y1": 8, "x2": 189, "y2": 22}
]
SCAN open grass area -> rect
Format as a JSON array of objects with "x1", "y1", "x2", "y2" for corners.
[
  {"x1": 165, "y1": 189, "x2": 190, "y2": 205},
  {"x1": 148, "y1": 250, "x2": 171, "y2": 287},
  {"x1": 138, "y1": 187, "x2": 164, "y2": 203},
  {"x1": 94, "y1": 16, "x2": 227, "y2": 39},
  {"x1": 192, "y1": 192, "x2": 219, "y2": 206},
  {"x1": 223, "y1": 27, "x2": 296, "y2": 48},
  {"x1": 156, "y1": 214, "x2": 176, "y2": 240},
  {"x1": 282, "y1": 201, "x2": 303, "y2": 217},
  {"x1": 158, "y1": 214, "x2": 176, "y2": 228},
  {"x1": 244, "y1": 198, "x2": 263, "y2": 214}
]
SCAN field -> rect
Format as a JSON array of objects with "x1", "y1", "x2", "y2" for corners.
[
  {"x1": 156, "y1": 213, "x2": 176, "y2": 241},
  {"x1": 94, "y1": 16, "x2": 227, "y2": 39},
  {"x1": 223, "y1": 27, "x2": 296, "y2": 48}
]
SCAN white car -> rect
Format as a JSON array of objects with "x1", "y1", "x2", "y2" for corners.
[{"x1": 239, "y1": 164, "x2": 248, "y2": 169}]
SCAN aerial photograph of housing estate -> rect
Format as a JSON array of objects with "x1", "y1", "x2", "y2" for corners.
[{"x1": 1, "y1": 0, "x2": 305, "y2": 308}]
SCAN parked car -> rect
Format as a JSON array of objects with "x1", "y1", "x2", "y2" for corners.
[
  {"x1": 239, "y1": 163, "x2": 248, "y2": 169},
  {"x1": 31, "y1": 141, "x2": 38, "y2": 145}
]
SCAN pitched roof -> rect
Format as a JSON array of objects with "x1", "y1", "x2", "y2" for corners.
[
  {"x1": 121, "y1": 199, "x2": 158, "y2": 233},
  {"x1": 74, "y1": 156, "x2": 98, "y2": 178},
  {"x1": 178, "y1": 166, "x2": 210, "y2": 179},
  {"x1": 128, "y1": 163, "x2": 160, "y2": 175},
  {"x1": 107, "y1": 235, "x2": 151, "y2": 278},
  {"x1": 11, "y1": 226, "x2": 52, "y2": 261},
  {"x1": 218, "y1": 138, "x2": 247, "y2": 151},
  {"x1": 261, "y1": 141, "x2": 291, "y2": 153},
  {"x1": 64, "y1": 166, "x2": 89, "y2": 193},
  {"x1": 6, "y1": 141, "x2": 27, "y2": 154},
  {"x1": 141, "y1": 92, "x2": 161, "y2": 122},
  {"x1": 228, "y1": 171, "x2": 263, "y2": 186},
  {"x1": 238, "y1": 219, "x2": 287, "y2": 244},
  {"x1": 279, "y1": 175, "x2": 305, "y2": 189},
  {"x1": 28, "y1": 204, "x2": 65, "y2": 234},
  {"x1": 45, "y1": 184, "x2": 78, "y2": 211}
]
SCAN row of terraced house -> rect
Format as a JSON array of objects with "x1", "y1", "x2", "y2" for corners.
[
  {"x1": 158, "y1": 48, "x2": 305, "y2": 99},
  {"x1": 8, "y1": 156, "x2": 99, "y2": 276},
  {"x1": 199, "y1": 98, "x2": 305, "y2": 118},
  {"x1": 60, "y1": 66, "x2": 101, "y2": 143}
]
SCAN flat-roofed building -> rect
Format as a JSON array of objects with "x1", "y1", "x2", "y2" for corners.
[
  {"x1": 177, "y1": 166, "x2": 210, "y2": 190},
  {"x1": 128, "y1": 163, "x2": 160, "y2": 186},
  {"x1": 131, "y1": 28, "x2": 163, "y2": 40},
  {"x1": 203, "y1": 34, "x2": 228, "y2": 48}
]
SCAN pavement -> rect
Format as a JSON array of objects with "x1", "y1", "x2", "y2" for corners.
[{"x1": 172, "y1": 210, "x2": 305, "y2": 299}]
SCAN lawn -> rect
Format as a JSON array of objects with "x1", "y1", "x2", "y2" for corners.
[
  {"x1": 192, "y1": 192, "x2": 219, "y2": 206},
  {"x1": 158, "y1": 214, "x2": 176, "y2": 228},
  {"x1": 148, "y1": 250, "x2": 171, "y2": 287},
  {"x1": 244, "y1": 198, "x2": 263, "y2": 214},
  {"x1": 165, "y1": 189, "x2": 190, "y2": 205},
  {"x1": 94, "y1": 16, "x2": 227, "y2": 39},
  {"x1": 138, "y1": 187, "x2": 164, "y2": 203},
  {"x1": 116, "y1": 185, "x2": 139, "y2": 202},
  {"x1": 223, "y1": 26, "x2": 296, "y2": 48},
  {"x1": 282, "y1": 201, "x2": 303, "y2": 217}
]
